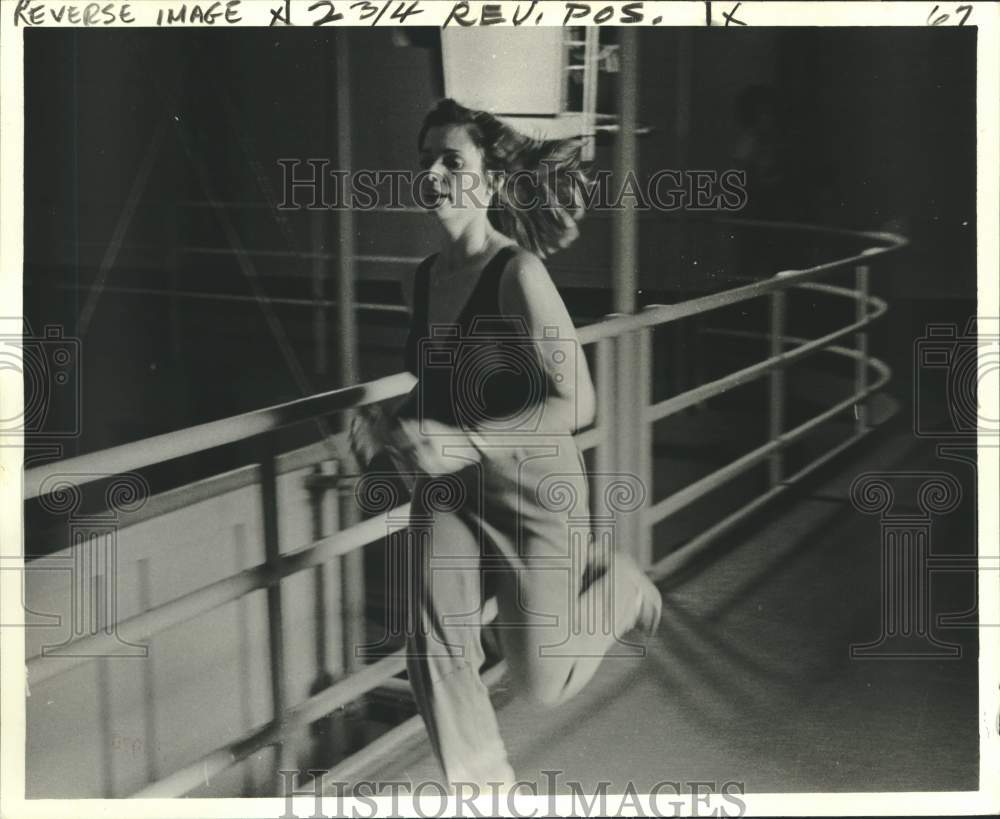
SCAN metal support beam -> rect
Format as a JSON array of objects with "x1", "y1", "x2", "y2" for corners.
[
  {"x1": 258, "y1": 438, "x2": 293, "y2": 785},
  {"x1": 335, "y1": 30, "x2": 358, "y2": 391},
  {"x1": 635, "y1": 325, "x2": 654, "y2": 567},
  {"x1": 313, "y1": 42, "x2": 331, "y2": 382},
  {"x1": 612, "y1": 28, "x2": 640, "y2": 315}
]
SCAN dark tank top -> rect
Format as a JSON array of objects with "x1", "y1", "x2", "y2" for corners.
[{"x1": 399, "y1": 245, "x2": 551, "y2": 432}]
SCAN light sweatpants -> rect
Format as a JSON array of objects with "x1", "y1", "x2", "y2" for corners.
[{"x1": 402, "y1": 438, "x2": 648, "y2": 786}]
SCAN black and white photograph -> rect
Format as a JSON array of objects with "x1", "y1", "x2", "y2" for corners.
[{"x1": 1, "y1": 2, "x2": 998, "y2": 816}]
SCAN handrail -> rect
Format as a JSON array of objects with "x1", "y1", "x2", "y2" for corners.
[
  {"x1": 577, "y1": 237, "x2": 900, "y2": 345},
  {"x1": 645, "y1": 292, "x2": 887, "y2": 421},
  {"x1": 23, "y1": 226, "x2": 904, "y2": 502},
  {"x1": 22, "y1": 371, "x2": 416, "y2": 500},
  {"x1": 649, "y1": 345, "x2": 893, "y2": 581},
  {"x1": 646, "y1": 350, "x2": 891, "y2": 525},
  {"x1": 26, "y1": 502, "x2": 412, "y2": 685},
  {"x1": 129, "y1": 597, "x2": 500, "y2": 798},
  {"x1": 21, "y1": 219, "x2": 907, "y2": 798}
]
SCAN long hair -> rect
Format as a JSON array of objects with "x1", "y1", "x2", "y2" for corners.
[{"x1": 418, "y1": 98, "x2": 592, "y2": 258}]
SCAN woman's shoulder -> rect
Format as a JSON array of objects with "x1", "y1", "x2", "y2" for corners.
[
  {"x1": 497, "y1": 244, "x2": 549, "y2": 285},
  {"x1": 496, "y1": 244, "x2": 560, "y2": 312},
  {"x1": 498, "y1": 243, "x2": 553, "y2": 281}
]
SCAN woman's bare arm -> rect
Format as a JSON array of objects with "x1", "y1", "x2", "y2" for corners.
[{"x1": 497, "y1": 250, "x2": 597, "y2": 433}]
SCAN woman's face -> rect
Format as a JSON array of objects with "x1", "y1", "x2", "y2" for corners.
[{"x1": 418, "y1": 124, "x2": 496, "y2": 222}]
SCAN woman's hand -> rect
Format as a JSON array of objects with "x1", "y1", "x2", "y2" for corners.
[
  {"x1": 349, "y1": 404, "x2": 394, "y2": 469},
  {"x1": 387, "y1": 418, "x2": 482, "y2": 476}
]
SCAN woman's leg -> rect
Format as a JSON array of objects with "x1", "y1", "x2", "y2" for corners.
[
  {"x1": 483, "y1": 444, "x2": 659, "y2": 707},
  {"x1": 493, "y1": 532, "x2": 651, "y2": 706},
  {"x1": 404, "y1": 473, "x2": 515, "y2": 787}
]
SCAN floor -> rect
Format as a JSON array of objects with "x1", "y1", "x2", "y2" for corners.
[{"x1": 360, "y1": 422, "x2": 981, "y2": 793}]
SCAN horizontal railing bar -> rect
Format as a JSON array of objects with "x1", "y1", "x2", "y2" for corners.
[
  {"x1": 779, "y1": 356, "x2": 890, "y2": 440},
  {"x1": 111, "y1": 436, "x2": 351, "y2": 531},
  {"x1": 372, "y1": 676, "x2": 412, "y2": 696},
  {"x1": 645, "y1": 353, "x2": 891, "y2": 525},
  {"x1": 132, "y1": 374, "x2": 893, "y2": 797},
  {"x1": 20, "y1": 218, "x2": 906, "y2": 793},
  {"x1": 792, "y1": 281, "x2": 865, "y2": 299},
  {"x1": 780, "y1": 421, "x2": 885, "y2": 487},
  {"x1": 646, "y1": 295, "x2": 887, "y2": 422},
  {"x1": 649, "y1": 356, "x2": 893, "y2": 582},
  {"x1": 131, "y1": 598, "x2": 501, "y2": 798},
  {"x1": 574, "y1": 426, "x2": 603, "y2": 452},
  {"x1": 578, "y1": 237, "x2": 901, "y2": 346},
  {"x1": 80, "y1": 423, "x2": 601, "y2": 538},
  {"x1": 105, "y1": 462, "x2": 262, "y2": 534},
  {"x1": 30, "y1": 418, "x2": 596, "y2": 679},
  {"x1": 651, "y1": 477, "x2": 796, "y2": 581},
  {"x1": 131, "y1": 650, "x2": 408, "y2": 798},
  {"x1": 649, "y1": 429, "x2": 871, "y2": 582},
  {"x1": 645, "y1": 440, "x2": 782, "y2": 525},
  {"x1": 709, "y1": 216, "x2": 907, "y2": 247},
  {"x1": 23, "y1": 228, "x2": 904, "y2": 502},
  {"x1": 28, "y1": 560, "x2": 268, "y2": 684},
  {"x1": 35, "y1": 279, "x2": 880, "y2": 326},
  {"x1": 24, "y1": 373, "x2": 416, "y2": 500},
  {"x1": 27, "y1": 504, "x2": 411, "y2": 682}
]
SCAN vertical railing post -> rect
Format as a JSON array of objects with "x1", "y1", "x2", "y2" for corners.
[
  {"x1": 306, "y1": 460, "x2": 338, "y2": 768},
  {"x1": 768, "y1": 290, "x2": 787, "y2": 487},
  {"x1": 231, "y1": 524, "x2": 257, "y2": 794},
  {"x1": 136, "y1": 557, "x2": 159, "y2": 785},
  {"x1": 581, "y1": 26, "x2": 599, "y2": 160},
  {"x1": 610, "y1": 28, "x2": 640, "y2": 563},
  {"x1": 338, "y1": 469, "x2": 365, "y2": 676},
  {"x1": 590, "y1": 336, "x2": 616, "y2": 592},
  {"x1": 855, "y1": 261, "x2": 871, "y2": 434},
  {"x1": 335, "y1": 29, "x2": 357, "y2": 393},
  {"x1": 335, "y1": 461, "x2": 368, "y2": 752},
  {"x1": 614, "y1": 331, "x2": 639, "y2": 561},
  {"x1": 312, "y1": 38, "x2": 330, "y2": 387},
  {"x1": 635, "y1": 324, "x2": 654, "y2": 568},
  {"x1": 611, "y1": 28, "x2": 639, "y2": 318},
  {"x1": 258, "y1": 435, "x2": 293, "y2": 785},
  {"x1": 95, "y1": 573, "x2": 114, "y2": 796},
  {"x1": 594, "y1": 337, "x2": 615, "y2": 515}
]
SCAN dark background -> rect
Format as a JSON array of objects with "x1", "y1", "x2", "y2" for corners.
[{"x1": 22, "y1": 26, "x2": 976, "y2": 456}]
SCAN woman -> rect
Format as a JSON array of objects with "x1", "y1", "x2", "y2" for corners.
[{"x1": 352, "y1": 98, "x2": 661, "y2": 788}]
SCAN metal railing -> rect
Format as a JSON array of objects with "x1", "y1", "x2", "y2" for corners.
[{"x1": 22, "y1": 220, "x2": 906, "y2": 797}]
